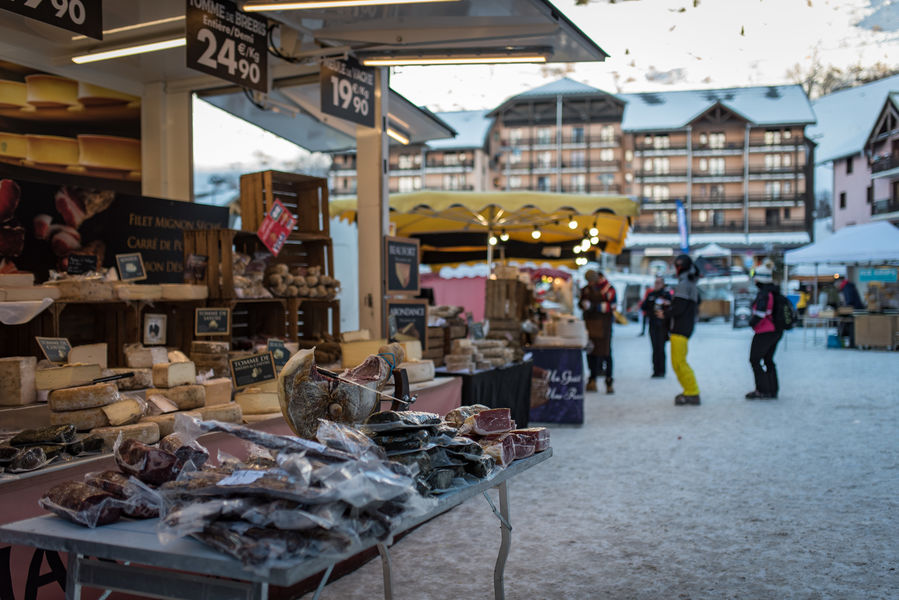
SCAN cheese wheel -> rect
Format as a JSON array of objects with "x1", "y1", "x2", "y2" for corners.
[
  {"x1": 152, "y1": 362, "x2": 197, "y2": 388},
  {"x1": 167, "y1": 350, "x2": 190, "y2": 363},
  {"x1": 25, "y1": 74, "x2": 77, "y2": 107},
  {"x1": 35, "y1": 364, "x2": 103, "y2": 391},
  {"x1": 0, "y1": 80, "x2": 26, "y2": 109},
  {"x1": 50, "y1": 407, "x2": 109, "y2": 431},
  {"x1": 124, "y1": 345, "x2": 168, "y2": 369},
  {"x1": 101, "y1": 397, "x2": 145, "y2": 426},
  {"x1": 91, "y1": 422, "x2": 160, "y2": 449},
  {"x1": 0, "y1": 356, "x2": 37, "y2": 406},
  {"x1": 68, "y1": 343, "x2": 108, "y2": 370},
  {"x1": 77, "y1": 82, "x2": 139, "y2": 106},
  {"x1": 191, "y1": 341, "x2": 230, "y2": 354},
  {"x1": 26, "y1": 135, "x2": 78, "y2": 166},
  {"x1": 235, "y1": 390, "x2": 279, "y2": 415},
  {"x1": 202, "y1": 378, "x2": 233, "y2": 406},
  {"x1": 140, "y1": 411, "x2": 199, "y2": 438},
  {"x1": 242, "y1": 412, "x2": 284, "y2": 424},
  {"x1": 198, "y1": 403, "x2": 242, "y2": 423},
  {"x1": 104, "y1": 368, "x2": 152, "y2": 391},
  {"x1": 48, "y1": 383, "x2": 118, "y2": 411},
  {"x1": 78, "y1": 135, "x2": 140, "y2": 172},
  {"x1": 145, "y1": 385, "x2": 205, "y2": 410}
]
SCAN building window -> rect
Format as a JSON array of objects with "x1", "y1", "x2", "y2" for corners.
[
  {"x1": 846, "y1": 157, "x2": 853, "y2": 174},
  {"x1": 698, "y1": 210, "x2": 708, "y2": 223},
  {"x1": 444, "y1": 153, "x2": 459, "y2": 166},
  {"x1": 650, "y1": 185, "x2": 669, "y2": 201},
  {"x1": 625, "y1": 150, "x2": 634, "y2": 162},
  {"x1": 784, "y1": 182, "x2": 792, "y2": 195},
  {"x1": 764, "y1": 130, "x2": 782, "y2": 145},
  {"x1": 398, "y1": 177, "x2": 420, "y2": 192},
  {"x1": 510, "y1": 129, "x2": 523, "y2": 146},
  {"x1": 709, "y1": 158, "x2": 725, "y2": 175},
  {"x1": 783, "y1": 129, "x2": 792, "y2": 140},
  {"x1": 570, "y1": 151, "x2": 585, "y2": 167},
  {"x1": 765, "y1": 208, "x2": 779, "y2": 225},
  {"x1": 709, "y1": 132, "x2": 725, "y2": 149},
  {"x1": 784, "y1": 208, "x2": 791, "y2": 220},
  {"x1": 599, "y1": 174, "x2": 615, "y2": 190},
  {"x1": 538, "y1": 151, "x2": 553, "y2": 168},
  {"x1": 867, "y1": 186, "x2": 873, "y2": 204},
  {"x1": 839, "y1": 192, "x2": 846, "y2": 209},
  {"x1": 653, "y1": 135, "x2": 670, "y2": 150},
  {"x1": 765, "y1": 181, "x2": 782, "y2": 198},
  {"x1": 644, "y1": 158, "x2": 653, "y2": 171},
  {"x1": 537, "y1": 127, "x2": 553, "y2": 145},
  {"x1": 654, "y1": 157, "x2": 670, "y2": 174},
  {"x1": 765, "y1": 154, "x2": 782, "y2": 170},
  {"x1": 783, "y1": 154, "x2": 792, "y2": 167},
  {"x1": 537, "y1": 176, "x2": 550, "y2": 191},
  {"x1": 654, "y1": 211, "x2": 671, "y2": 227},
  {"x1": 443, "y1": 174, "x2": 463, "y2": 190},
  {"x1": 699, "y1": 158, "x2": 708, "y2": 172},
  {"x1": 571, "y1": 127, "x2": 585, "y2": 143},
  {"x1": 600, "y1": 125, "x2": 616, "y2": 143},
  {"x1": 699, "y1": 132, "x2": 708, "y2": 146},
  {"x1": 398, "y1": 154, "x2": 416, "y2": 169},
  {"x1": 571, "y1": 174, "x2": 586, "y2": 192},
  {"x1": 509, "y1": 149, "x2": 522, "y2": 164},
  {"x1": 509, "y1": 176, "x2": 522, "y2": 189},
  {"x1": 710, "y1": 184, "x2": 725, "y2": 198},
  {"x1": 599, "y1": 148, "x2": 614, "y2": 162}
]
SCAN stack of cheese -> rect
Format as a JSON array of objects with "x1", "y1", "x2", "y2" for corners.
[
  {"x1": 471, "y1": 339, "x2": 515, "y2": 368},
  {"x1": 0, "y1": 272, "x2": 61, "y2": 301},
  {"x1": 113, "y1": 343, "x2": 168, "y2": 391},
  {"x1": 0, "y1": 356, "x2": 37, "y2": 406},
  {"x1": 444, "y1": 339, "x2": 478, "y2": 373},
  {"x1": 190, "y1": 341, "x2": 230, "y2": 378},
  {"x1": 234, "y1": 380, "x2": 282, "y2": 424},
  {"x1": 378, "y1": 341, "x2": 436, "y2": 385},
  {"x1": 43, "y1": 364, "x2": 158, "y2": 448}
]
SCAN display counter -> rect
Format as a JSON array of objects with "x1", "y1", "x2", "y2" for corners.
[
  {"x1": 436, "y1": 360, "x2": 533, "y2": 428},
  {"x1": 527, "y1": 346, "x2": 585, "y2": 425}
]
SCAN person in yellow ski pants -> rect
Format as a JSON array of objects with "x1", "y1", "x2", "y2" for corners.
[
  {"x1": 662, "y1": 254, "x2": 701, "y2": 405},
  {"x1": 670, "y1": 333, "x2": 699, "y2": 397}
]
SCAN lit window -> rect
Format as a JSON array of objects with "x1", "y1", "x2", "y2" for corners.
[
  {"x1": 571, "y1": 174, "x2": 586, "y2": 192},
  {"x1": 783, "y1": 154, "x2": 792, "y2": 167},
  {"x1": 398, "y1": 177, "x2": 420, "y2": 192},
  {"x1": 444, "y1": 153, "x2": 459, "y2": 166},
  {"x1": 600, "y1": 126, "x2": 616, "y2": 143},
  {"x1": 699, "y1": 158, "x2": 708, "y2": 171},
  {"x1": 709, "y1": 132, "x2": 725, "y2": 149},
  {"x1": 654, "y1": 157, "x2": 670, "y2": 174},
  {"x1": 570, "y1": 151, "x2": 585, "y2": 167},
  {"x1": 537, "y1": 128, "x2": 553, "y2": 145},
  {"x1": 599, "y1": 149, "x2": 614, "y2": 162},
  {"x1": 764, "y1": 130, "x2": 782, "y2": 145},
  {"x1": 709, "y1": 158, "x2": 725, "y2": 175},
  {"x1": 765, "y1": 154, "x2": 782, "y2": 170},
  {"x1": 653, "y1": 135, "x2": 670, "y2": 149}
]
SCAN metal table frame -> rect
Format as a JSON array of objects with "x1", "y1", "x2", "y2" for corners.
[{"x1": 0, "y1": 450, "x2": 551, "y2": 600}]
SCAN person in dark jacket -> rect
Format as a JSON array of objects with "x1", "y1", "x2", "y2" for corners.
[
  {"x1": 662, "y1": 254, "x2": 700, "y2": 406},
  {"x1": 838, "y1": 279, "x2": 865, "y2": 309},
  {"x1": 746, "y1": 264, "x2": 782, "y2": 399},
  {"x1": 641, "y1": 276, "x2": 672, "y2": 377},
  {"x1": 580, "y1": 270, "x2": 616, "y2": 394}
]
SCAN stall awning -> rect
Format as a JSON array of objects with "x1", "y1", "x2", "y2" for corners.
[{"x1": 784, "y1": 222, "x2": 899, "y2": 265}]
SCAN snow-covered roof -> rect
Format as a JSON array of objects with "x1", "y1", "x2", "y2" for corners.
[
  {"x1": 426, "y1": 110, "x2": 492, "y2": 150},
  {"x1": 807, "y1": 74, "x2": 899, "y2": 164},
  {"x1": 785, "y1": 222, "x2": 899, "y2": 265},
  {"x1": 619, "y1": 85, "x2": 816, "y2": 132},
  {"x1": 508, "y1": 77, "x2": 605, "y2": 99},
  {"x1": 626, "y1": 231, "x2": 810, "y2": 249}
]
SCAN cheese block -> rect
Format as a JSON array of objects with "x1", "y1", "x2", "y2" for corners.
[
  {"x1": 68, "y1": 343, "x2": 108, "y2": 369},
  {"x1": 0, "y1": 286, "x2": 61, "y2": 301},
  {"x1": 152, "y1": 362, "x2": 196, "y2": 388},
  {"x1": 0, "y1": 356, "x2": 37, "y2": 406},
  {"x1": 103, "y1": 368, "x2": 152, "y2": 391},
  {"x1": 101, "y1": 397, "x2": 145, "y2": 426},
  {"x1": 252, "y1": 379, "x2": 278, "y2": 393},
  {"x1": 25, "y1": 74, "x2": 78, "y2": 108},
  {"x1": 202, "y1": 378, "x2": 232, "y2": 406},
  {"x1": 90, "y1": 422, "x2": 160, "y2": 449},
  {"x1": 44, "y1": 279, "x2": 114, "y2": 301},
  {"x1": 115, "y1": 284, "x2": 162, "y2": 301},
  {"x1": 167, "y1": 350, "x2": 190, "y2": 363},
  {"x1": 140, "y1": 411, "x2": 199, "y2": 437},
  {"x1": 0, "y1": 132, "x2": 26, "y2": 159},
  {"x1": 400, "y1": 340, "x2": 423, "y2": 362},
  {"x1": 160, "y1": 284, "x2": 208, "y2": 300},
  {"x1": 145, "y1": 385, "x2": 205, "y2": 410},
  {"x1": 191, "y1": 341, "x2": 230, "y2": 354},
  {"x1": 50, "y1": 407, "x2": 109, "y2": 431},
  {"x1": 340, "y1": 339, "x2": 388, "y2": 369},
  {"x1": 146, "y1": 394, "x2": 179, "y2": 414},
  {"x1": 198, "y1": 403, "x2": 242, "y2": 423},
  {"x1": 235, "y1": 389, "x2": 279, "y2": 415},
  {"x1": 242, "y1": 412, "x2": 284, "y2": 424},
  {"x1": 35, "y1": 364, "x2": 103, "y2": 391},
  {"x1": 340, "y1": 329, "x2": 372, "y2": 343},
  {"x1": 394, "y1": 360, "x2": 435, "y2": 384},
  {"x1": 125, "y1": 345, "x2": 168, "y2": 369},
  {"x1": 48, "y1": 382, "x2": 118, "y2": 411},
  {"x1": 0, "y1": 273, "x2": 34, "y2": 287}
]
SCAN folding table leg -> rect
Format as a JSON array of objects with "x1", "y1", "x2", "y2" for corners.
[
  {"x1": 65, "y1": 553, "x2": 82, "y2": 600},
  {"x1": 483, "y1": 482, "x2": 512, "y2": 600},
  {"x1": 377, "y1": 543, "x2": 394, "y2": 600},
  {"x1": 311, "y1": 564, "x2": 334, "y2": 600}
]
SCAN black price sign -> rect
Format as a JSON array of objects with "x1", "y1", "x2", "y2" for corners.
[
  {"x1": 386, "y1": 299, "x2": 428, "y2": 348},
  {"x1": 1, "y1": 0, "x2": 102, "y2": 40},
  {"x1": 385, "y1": 236, "x2": 420, "y2": 295},
  {"x1": 230, "y1": 352, "x2": 276, "y2": 388},
  {"x1": 35, "y1": 336, "x2": 72, "y2": 363},
  {"x1": 115, "y1": 253, "x2": 147, "y2": 282},
  {"x1": 195, "y1": 307, "x2": 231, "y2": 336},
  {"x1": 267, "y1": 338, "x2": 290, "y2": 368},
  {"x1": 186, "y1": 0, "x2": 268, "y2": 92},
  {"x1": 320, "y1": 56, "x2": 375, "y2": 128},
  {"x1": 67, "y1": 253, "x2": 98, "y2": 275}
]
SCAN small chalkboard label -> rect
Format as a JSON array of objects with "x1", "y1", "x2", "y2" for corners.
[
  {"x1": 267, "y1": 339, "x2": 290, "y2": 368},
  {"x1": 116, "y1": 253, "x2": 147, "y2": 282},
  {"x1": 67, "y1": 254, "x2": 98, "y2": 275},
  {"x1": 195, "y1": 308, "x2": 231, "y2": 336},
  {"x1": 230, "y1": 352, "x2": 277, "y2": 388},
  {"x1": 35, "y1": 337, "x2": 72, "y2": 363}
]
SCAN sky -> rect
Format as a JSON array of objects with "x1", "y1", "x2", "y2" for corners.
[{"x1": 193, "y1": 0, "x2": 899, "y2": 169}]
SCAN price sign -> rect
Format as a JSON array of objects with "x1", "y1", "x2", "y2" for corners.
[
  {"x1": 320, "y1": 56, "x2": 375, "y2": 128},
  {"x1": 267, "y1": 338, "x2": 290, "y2": 368},
  {"x1": 1, "y1": 0, "x2": 102, "y2": 40},
  {"x1": 195, "y1": 307, "x2": 231, "y2": 336},
  {"x1": 66, "y1": 253, "x2": 98, "y2": 275},
  {"x1": 230, "y1": 352, "x2": 276, "y2": 389},
  {"x1": 186, "y1": 0, "x2": 268, "y2": 93},
  {"x1": 35, "y1": 336, "x2": 72, "y2": 363}
]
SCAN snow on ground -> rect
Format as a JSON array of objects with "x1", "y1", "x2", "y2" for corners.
[{"x1": 303, "y1": 322, "x2": 899, "y2": 599}]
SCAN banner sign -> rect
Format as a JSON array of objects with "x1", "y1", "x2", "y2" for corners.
[
  {"x1": 1, "y1": 0, "x2": 102, "y2": 40},
  {"x1": 186, "y1": 0, "x2": 268, "y2": 92},
  {"x1": 676, "y1": 199, "x2": 689, "y2": 254},
  {"x1": 528, "y1": 347, "x2": 584, "y2": 424},
  {"x1": 320, "y1": 55, "x2": 375, "y2": 128},
  {"x1": 384, "y1": 236, "x2": 420, "y2": 295},
  {"x1": 859, "y1": 267, "x2": 897, "y2": 283}
]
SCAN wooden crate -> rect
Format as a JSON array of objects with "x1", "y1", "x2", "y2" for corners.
[
  {"x1": 276, "y1": 237, "x2": 335, "y2": 280},
  {"x1": 183, "y1": 228, "x2": 237, "y2": 300},
  {"x1": 240, "y1": 171, "x2": 330, "y2": 236},
  {"x1": 287, "y1": 297, "x2": 340, "y2": 342},
  {"x1": 485, "y1": 279, "x2": 530, "y2": 320},
  {"x1": 200, "y1": 299, "x2": 288, "y2": 346}
]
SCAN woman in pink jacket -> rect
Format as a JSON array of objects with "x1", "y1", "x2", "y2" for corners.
[{"x1": 746, "y1": 264, "x2": 782, "y2": 400}]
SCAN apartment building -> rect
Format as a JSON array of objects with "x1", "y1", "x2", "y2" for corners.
[{"x1": 867, "y1": 93, "x2": 899, "y2": 224}]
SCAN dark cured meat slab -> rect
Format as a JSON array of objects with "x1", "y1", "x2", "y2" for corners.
[
  {"x1": 511, "y1": 427, "x2": 550, "y2": 452},
  {"x1": 466, "y1": 408, "x2": 513, "y2": 436}
]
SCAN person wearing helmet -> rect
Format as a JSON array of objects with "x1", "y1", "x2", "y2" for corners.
[
  {"x1": 580, "y1": 269, "x2": 616, "y2": 394},
  {"x1": 662, "y1": 254, "x2": 701, "y2": 405},
  {"x1": 746, "y1": 262, "x2": 781, "y2": 399}
]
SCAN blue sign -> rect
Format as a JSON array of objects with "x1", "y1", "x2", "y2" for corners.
[
  {"x1": 859, "y1": 268, "x2": 897, "y2": 283},
  {"x1": 529, "y1": 347, "x2": 584, "y2": 424},
  {"x1": 676, "y1": 199, "x2": 689, "y2": 254}
]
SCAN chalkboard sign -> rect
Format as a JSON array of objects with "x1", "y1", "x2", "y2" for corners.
[
  {"x1": 386, "y1": 299, "x2": 428, "y2": 348},
  {"x1": 116, "y1": 253, "x2": 147, "y2": 282},
  {"x1": 1, "y1": 0, "x2": 103, "y2": 40},
  {"x1": 35, "y1": 337, "x2": 72, "y2": 363},
  {"x1": 195, "y1": 308, "x2": 231, "y2": 336},
  {"x1": 230, "y1": 352, "x2": 277, "y2": 388},
  {"x1": 267, "y1": 339, "x2": 291, "y2": 368},
  {"x1": 320, "y1": 55, "x2": 375, "y2": 127},
  {"x1": 384, "y1": 237, "x2": 420, "y2": 295},
  {"x1": 67, "y1": 254, "x2": 98, "y2": 275}
]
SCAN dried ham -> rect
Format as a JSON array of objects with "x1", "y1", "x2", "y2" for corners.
[
  {"x1": 459, "y1": 407, "x2": 513, "y2": 437},
  {"x1": 479, "y1": 435, "x2": 515, "y2": 467},
  {"x1": 443, "y1": 404, "x2": 489, "y2": 428},
  {"x1": 511, "y1": 427, "x2": 550, "y2": 452}
]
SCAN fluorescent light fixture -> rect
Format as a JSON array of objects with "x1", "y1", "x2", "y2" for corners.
[
  {"x1": 362, "y1": 55, "x2": 547, "y2": 66},
  {"x1": 386, "y1": 128, "x2": 410, "y2": 145},
  {"x1": 72, "y1": 37, "x2": 186, "y2": 64},
  {"x1": 244, "y1": 0, "x2": 460, "y2": 11},
  {"x1": 71, "y1": 16, "x2": 184, "y2": 41}
]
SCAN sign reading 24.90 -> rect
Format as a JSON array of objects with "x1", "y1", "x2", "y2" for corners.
[
  {"x1": 320, "y1": 56, "x2": 375, "y2": 128},
  {"x1": 186, "y1": 0, "x2": 268, "y2": 93},
  {"x1": 1, "y1": 0, "x2": 102, "y2": 40}
]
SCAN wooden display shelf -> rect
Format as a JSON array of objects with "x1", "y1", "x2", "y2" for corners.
[
  {"x1": 239, "y1": 170, "x2": 330, "y2": 236},
  {"x1": 287, "y1": 297, "x2": 340, "y2": 341}
]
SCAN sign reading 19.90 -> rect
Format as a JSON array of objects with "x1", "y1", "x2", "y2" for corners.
[
  {"x1": 1, "y1": 0, "x2": 102, "y2": 40},
  {"x1": 186, "y1": 0, "x2": 268, "y2": 93},
  {"x1": 320, "y1": 56, "x2": 375, "y2": 128}
]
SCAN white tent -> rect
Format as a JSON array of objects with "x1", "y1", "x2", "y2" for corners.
[
  {"x1": 784, "y1": 222, "x2": 899, "y2": 265},
  {"x1": 693, "y1": 243, "x2": 732, "y2": 258}
]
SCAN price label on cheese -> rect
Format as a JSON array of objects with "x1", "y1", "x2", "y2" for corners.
[
  {"x1": 36, "y1": 336, "x2": 72, "y2": 363},
  {"x1": 267, "y1": 338, "x2": 289, "y2": 368},
  {"x1": 185, "y1": 0, "x2": 268, "y2": 93},
  {"x1": 320, "y1": 55, "x2": 375, "y2": 128},
  {"x1": 195, "y1": 307, "x2": 231, "y2": 336},
  {"x1": 229, "y1": 352, "x2": 276, "y2": 389},
  {"x1": 1, "y1": 0, "x2": 102, "y2": 40}
]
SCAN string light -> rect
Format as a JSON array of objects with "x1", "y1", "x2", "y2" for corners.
[
  {"x1": 590, "y1": 236, "x2": 600, "y2": 245},
  {"x1": 589, "y1": 225, "x2": 599, "y2": 237},
  {"x1": 573, "y1": 246, "x2": 582, "y2": 254},
  {"x1": 488, "y1": 234, "x2": 498, "y2": 246},
  {"x1": 500, "y1": 230, "x2": 509, "y2": 242},
  {"x1": 531, "y1": 226, "x2": 542, "y2": 240},
  {"x1": 568, "y1": 216, "x2": 578, "y2": 230}
]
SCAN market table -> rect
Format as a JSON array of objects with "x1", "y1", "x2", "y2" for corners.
[
  {"x1": 379, "y1": 376, "x2": 463, "y2": 416},
  {"x1": 436, "y1": 360, "x2": 533, "y2": 428},
  {"x1": 527, "y1": 346, "x2": 585, "y2": 424},
  {"x1": 0, "y1": 450, "x2": 551, "y2": 600}
]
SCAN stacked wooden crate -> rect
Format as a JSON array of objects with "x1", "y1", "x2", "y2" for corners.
[
  {"x1": 485, "y1": 279, "x2": 529, "y2": 362},
  {"x1": 486, "y1": 319, "x2": 524, "y2": 361},
  {"x1": 422, "y1": 326, "x2": 446, "y2": 366}
]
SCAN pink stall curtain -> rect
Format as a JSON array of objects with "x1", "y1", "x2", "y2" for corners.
[{"x1": 420, "y1": 273, "x2": 486, "y2": 322}]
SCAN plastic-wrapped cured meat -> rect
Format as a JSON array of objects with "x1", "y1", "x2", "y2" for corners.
[
  {"x1": 10, "y1": 424, "x2": 77, "y2": 446},
  {"x1": 159, "y1": 432, "x2": 209, "y2": 470},
  {"x1": 478, "y1": 435, "x2": 515, "y2": 467},
  {"x1": 464, "y1": 455, "x2": 495, "y2": 478},
  {"x1": 371, "y1": 429, "x2": 430, "y2": 453},
  {"x1": 364, "y1": 410, "x2": 441, "y2": 430},
  {"x1": 39, "y1": 481, "x2": 122, "y2": 527},
  {"x1": 443, "y1": 404, "x2": 489, "y2": 428},
  {"x1": 511, "y1": 427, "x2": 550, "y2": 452},
  {"x1": 84, "y1": 470, "x2": 130, "y2": 498},
  {"x1": 459, "y1": 407, "x2": 513, "y2": 437},
  {"x1": 115, "y1": 438, "x2": 179, "y2": 486}
]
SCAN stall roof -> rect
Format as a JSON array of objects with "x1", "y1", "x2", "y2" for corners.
[
  {"x1": 784, "y1": 222, "x2": 899, "y2": 265},
  {"x1": 427, "y1": 110, "x2": 493, "y2": 151}
]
